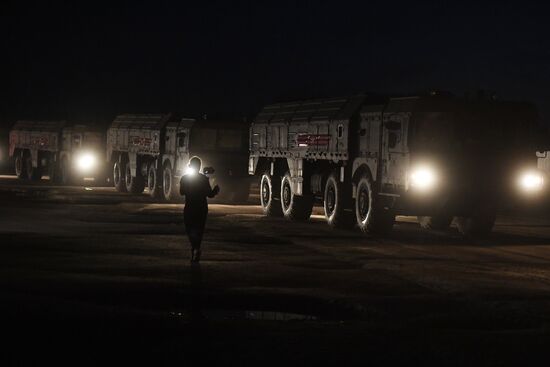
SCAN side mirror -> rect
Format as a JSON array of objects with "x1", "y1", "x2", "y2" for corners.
[
  {"x1": 384, "y1": 121, "x2": 401, "y2": 131},
  {"x1": 203, "y1": 166, "x2": 215, "y2": 175}
]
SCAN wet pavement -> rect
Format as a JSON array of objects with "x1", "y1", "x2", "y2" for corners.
[{"x1": 2, "y1": 176, "x2": 550, "y2": 365}]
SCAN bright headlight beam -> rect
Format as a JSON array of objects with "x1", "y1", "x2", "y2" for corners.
[
  {"x1": 410, "y1": 166, "x2": 437, "y2": 191},
  {"x1": 76, "y1": 153, "x2": 97, "y2": 171},
  {"x1": 519, "y1": 171, "x2": 544, "y2": 192}
]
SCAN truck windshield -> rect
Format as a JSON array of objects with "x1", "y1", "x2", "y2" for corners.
[
  {"x1": 191, "y1": 128, "x2": 243, "y2": 151},
  {"x1": 410, "y1": 112, "x2": 458, "y2": 153},
  {"x1": 217, "y1": 129, "x2": 243, "y2": 150},
  {"x1": 410, "y1": 102, "x2": 536, "y2": 154},
  {"x1": 191, "y1": 128, "x2": 217, "y2": 150}
]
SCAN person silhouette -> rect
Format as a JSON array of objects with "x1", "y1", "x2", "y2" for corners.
[{"x1": 179, "y1": 156, "x2": 219, "y2": 263}]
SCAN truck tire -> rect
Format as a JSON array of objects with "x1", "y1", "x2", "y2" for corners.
[
  {"x1": 324, "y1": 172, "x2": 354, "y2": 228},
  {"x1": 355, "y1": 174, "x2": 395, "y2": 235},
  {"x1": 25, "y1": 153, "x2": 41, "y2": 181},
  {"x1": 260, "y1": 172, "x2": 283, "y2": 216},
  {"x1": 455, "y1": 203, "x2": 496, "y2": 237},
  {"x1": 15, "y1": 153, "x2": 27, "y2": 179},
  {"x1": 280, "y1": 172, "x2": 313, "y2": 221},
  {"x1": 418, "y1": 214, "x2": 453, "y2": 230},
  {"x1": 147, "y1": 165, "x2": 162, "y2": 199},
  {"x1": 125, "y1": 163, "x2": 145, "y2": 194},
  {"x1": 113, "y1": 160, "x2": 127, "y2": 192},
  {"x1": 162, "y1": 163, "x2": 178, "y2": 201}
]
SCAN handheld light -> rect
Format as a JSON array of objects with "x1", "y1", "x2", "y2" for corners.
[{"x1": 185, "y1": 166, "x2": 197, "y2": 176}]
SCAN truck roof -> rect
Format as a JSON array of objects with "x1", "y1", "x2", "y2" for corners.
[
  {"x1": 110, "y1": 114, "x2": 173, "y2": 129},
  {"x1": 190, "y1": 119, "x2": 249, "y2": 130},
  {"x1": 11, "y1": 120, "x2": 67, "y2": 132},
  {"x1": 111, "y1": 114, "x2": 198, "y2": 130},
  {"x1": 255, "y1": 95, "x2": 367, "y2": 124}
]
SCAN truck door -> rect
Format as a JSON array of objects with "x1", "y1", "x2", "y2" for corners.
[{"x1": 380, "y1": 112, "x2": 410, "y2": 190}]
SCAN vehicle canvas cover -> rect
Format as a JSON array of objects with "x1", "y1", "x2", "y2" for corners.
[
  {"x1": 9, "y1": 120, "x2": 67, "y2": 156},
  {"x1": 107, "y1": 114, "x2": 172, "y2": 155},
  {"x1": 251, "y1": 95, "x2": 366, "y2": 160}
]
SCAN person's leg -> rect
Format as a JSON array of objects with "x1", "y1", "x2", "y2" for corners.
[
  {"x1": 193, "y1": 219, "x2": 208, "y2": 261},
  {"x1": 186, "y1": 225, "x2": 200, "y2": 262}
]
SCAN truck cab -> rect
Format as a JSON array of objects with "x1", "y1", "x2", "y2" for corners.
[
  {"x1": 353, "y1": 96, "x2": 540, "y2": 234},
  {"x1": 189, "y1": 120, "x2": 251, "y2": 202}
]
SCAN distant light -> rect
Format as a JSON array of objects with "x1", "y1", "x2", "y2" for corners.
[
  {"x1": 410, "y1": 165, "x2": 438, "y2": 191},
  {"x1": 519, "y1": 171, "x2": 544, "y2": 192},
  {"x1": 76, "y1": 153, "x2": 97, "y2": 172},
  {"x1": 298, "y1": 143, "x2": 308, "y2": 147}
]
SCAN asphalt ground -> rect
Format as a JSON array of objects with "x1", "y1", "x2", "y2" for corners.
[{"x1": 1, "y1": 176, "x2": 550, "y2": 366}]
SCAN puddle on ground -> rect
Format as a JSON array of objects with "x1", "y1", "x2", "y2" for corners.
[{"x1": 169, "y1": 309, "x2": 318, "y2": 322}]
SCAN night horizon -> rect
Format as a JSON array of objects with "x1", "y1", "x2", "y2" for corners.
[{"x1": 1, "y1": 1, "x2": 548, "y2": 126}]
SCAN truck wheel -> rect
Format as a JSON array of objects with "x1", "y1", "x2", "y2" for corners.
[
  {"x1": 455, "y1": 203, "x2": 496, "y2": 237},
  {"x1": 125, "y1": 164, "x2": 145, "y2": 194},
  {"x1": 324, "y1": 172, "x2": 354, "y2": 228},
  {"x1": 25, "y1": 154, "x2": 41, "y2": 181},
  {"x1": 280, "y1": 172, "x2": 313, "y2": 221},
  {"x1": 15, "y1": 153, "x2": 27, "y2": 179},
  {"x1": 113, "y1": 161, "x2": 127, "y2": 192},
  {"x1": 418, "y1": 214, "x2": 453, "y2": 230},
  {"x1": 260, "y1": 172, "x2": 283, "y2": 216},
  {"x1": 355, "y1": 175, "x2": 395, "y2": 235},
  {"x1": 162, "y1": 163, "x2": 178, "y2": 201},
  {"x1": 147, "y1": 165, "x2": 162, "y2": 199}
]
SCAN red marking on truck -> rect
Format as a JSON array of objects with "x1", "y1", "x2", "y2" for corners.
[
  {"x1": 31, "y1": 137, "x2": 49, "y2": 147},
  {"x1": 296, "y1": 134, "x2": 330, "y2": 147},
  {"x1": 130, "y1": 136, "x2": 152, "y2": 147}
]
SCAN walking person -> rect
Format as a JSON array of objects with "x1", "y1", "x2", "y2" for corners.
[{"x1": 180, "y1": 156, "x2": 219, "y2": 263}]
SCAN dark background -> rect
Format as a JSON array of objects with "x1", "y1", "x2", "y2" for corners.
[{"x1": 0, "y1": 0, "x2": 548, "y2": 127}]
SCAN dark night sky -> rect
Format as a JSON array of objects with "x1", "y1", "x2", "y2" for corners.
[{"x1": 1, "y1": 0, "x2": 549, "y2": 128}]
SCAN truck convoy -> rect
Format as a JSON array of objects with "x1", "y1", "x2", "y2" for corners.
[
  {"x1": 5, "y1": 92, "x2": 542, "y2": 232},
  {"x1": 249, "y1": 94, "x2": 541, "y2": 236},
  {"x1": 107, "y1": 114, "x2": 251, "y2": 201},
  {"x1": 9, "y1": 120, "x2": 105, "y2": 184},
  {"x1": 8, "y1": 114, "x2": 251, "y2": 202}
]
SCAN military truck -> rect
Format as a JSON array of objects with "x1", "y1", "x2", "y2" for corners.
[
  {"x1": 107, "y1": 114, "x2": 251, "y2": 201},
  {"x1": 249, "y1": 94, "x2": 539, "y2": 236},
  {"x1": 9, "y1": 120, "x2": 106, "y2": 183}
]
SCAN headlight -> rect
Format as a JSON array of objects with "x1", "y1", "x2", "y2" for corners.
[
  {"x1": 76, "y1": 153, "x2": 97, "y2": 172},
  {"x1": 519, "y1": 171, "x2": 544, "y2": 192},
  {"x1": 185, "y1": 166, "x2": 197, "y2": 176},
  {"x1": 409, "y1": 165, "x2": 438, "y2": 191}
]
